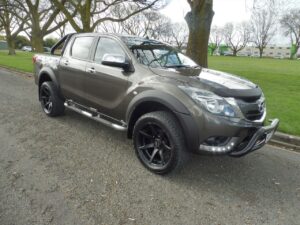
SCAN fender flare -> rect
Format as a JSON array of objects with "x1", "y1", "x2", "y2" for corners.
[
  {"x1": 126, "y1": 90, "x2": 190, "y2": 120},
  {"x1": 38, "y1": 67, "x2": 59, "y2": 88},
  {"x1": 126, "y1": 90, "x2": 200, "y2": 152},
  {"x1": 38, "y1": 67, "x2": 63, "y2": 99}
]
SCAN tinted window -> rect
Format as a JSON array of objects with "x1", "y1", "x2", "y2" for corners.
[
  {"x1": 94, "y1": 38, "x2": 125, "y2": 63},
  {"x1": 71, "y1": 37, "x2": 94, "y2": 60}
]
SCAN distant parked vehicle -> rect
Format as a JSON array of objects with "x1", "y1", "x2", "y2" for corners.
[
  {"x1": 22, "y1": 46, "x2": 32, "y2": 52},
  {"x1": 237, "y1": 52, "x2": 248, "y2": 57},
  {"x1": 251, "y1": 54, "x2": 260, "y2": 58},
  {"x1": 43, "y1": 47, "x2": 51, "y2": 53},
  {"x1": 223, "y1": 51, "x2": 233, "y2": 56}
]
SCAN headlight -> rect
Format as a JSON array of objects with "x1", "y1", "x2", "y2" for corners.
[{"x1": 179, "y1": 86, "x2": 241, "y2": 118}]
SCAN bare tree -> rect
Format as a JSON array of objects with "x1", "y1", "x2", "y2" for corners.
[
  {"x1": 97, "y1": 20, "x2": 124, "y2": 34},
  {"x1": 169, "y1": 23, "x2": 189, "y2": 51},
  {"x1": 97, "y1": 10, "x2": 167, "y2": 38},
  {"x1": 12, "y1": 0, "x2": 74, "y2": 52},
  {"x1": 54, "y1": 13, "x2": 68, "y2": 39},
  {"x1": 0, "y1": 15, "x2": 3, "y2": 33},
  {"x1": 223, "y1": 22, "x2": 251, "y2": 56},
  {"x1": 98, "y1": 10, "x2": 187, "y2": 50},
  {"x1": 250, "y1": 0, "x2": 278, "y2": 58},
  {"x1": 120, "y1": 11, "x2": 174, "y2": 43},
  {"x1": 209, "y1": 25, "x2": 222, "y2": 55},
  {"x1": 52, "y1": 0, "x2": 165, "y2": 33},
  {"x1": 0, "y1": 0, "x2": 28, "y2": 55},
  {"x1": 147, "y1": 14, "x2": 173, "y2": 42},
  {"x1": 280, "y1": 9, "x2": 300, "y2": 58},
  {"x1": 185, "y1": 0, "x2": 214, "y2": 67},
  {"x1": 121, "y1": 11, "x2": 162, "y2": 37}
]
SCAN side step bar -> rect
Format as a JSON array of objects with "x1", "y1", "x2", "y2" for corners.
[{"x1": 64, "y1": 102, "x2": 127, "y2": 131}]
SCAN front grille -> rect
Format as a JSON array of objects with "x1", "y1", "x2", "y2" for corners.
[
  {"x1": 236, "y1": 98, "x2": 265, "y2": 121},
  {"x1": 245, "y1": 109, "x2": 264, "y2": 120}
]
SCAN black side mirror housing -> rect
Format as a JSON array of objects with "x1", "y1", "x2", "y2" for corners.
[{"x1": 101, "y1": 54, "x2": 135, "y2": 73}]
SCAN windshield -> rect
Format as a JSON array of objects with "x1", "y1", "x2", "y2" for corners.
[{"x1": 121, "y1": 36, "x2": 199, "y2": 69}]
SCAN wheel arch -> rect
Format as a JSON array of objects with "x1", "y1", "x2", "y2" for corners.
[
  {"x1": 126, "y1": 91, "x2": 199, "y2": 152},
  {"x1": 38, "y1": 68, "x2": 61, "y2": 100}
]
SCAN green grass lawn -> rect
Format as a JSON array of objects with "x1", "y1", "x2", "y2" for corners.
[
  {"x1": 0, "y1": 50, "x2": 34, "y2": 73},
  {"x1": 209, "y1": 56, "x2": 300, "y2": 136},
  {"x1": 0, "y1": 50, "x2": 299, "y2": 135}
]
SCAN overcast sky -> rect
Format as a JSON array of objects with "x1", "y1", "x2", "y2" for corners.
[
  {"x1": 38, "y1": 0, "x2": 300, "y2": 46},
  {"x1": 161, "y1": 0, "x2": 252, "y2": 26},
  {"x1": 161, "y1": 0, "x2": 299, "y2": 46}
]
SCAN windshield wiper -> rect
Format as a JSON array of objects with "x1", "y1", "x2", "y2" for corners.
[{"x1": 165, "y1": 65, "x2": 193, "y2": 68}]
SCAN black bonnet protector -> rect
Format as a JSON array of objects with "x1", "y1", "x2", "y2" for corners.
[
  {"x1": 151, "y1": 67, "x2": 262, "y2": 101},
  {"x1": 149, "y1": 67, "x2": 262, "y2": 101},
  {"x1": 196, "y1": 68, "x2": 262, "y2": 101}
]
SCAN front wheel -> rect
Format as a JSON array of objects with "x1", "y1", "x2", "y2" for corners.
[
  {"x1": 39, "y1": 81, "x2": 64, "y2": 117},
  {"x1": 133, "y1": 111, "x2": 188, "y2": 174}
]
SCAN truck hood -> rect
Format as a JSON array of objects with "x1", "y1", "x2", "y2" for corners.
[{"x1": 151, "y1": 67, "x2": 262, "y2": 101}]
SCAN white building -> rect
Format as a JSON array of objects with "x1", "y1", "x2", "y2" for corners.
[{"x1": 239, "y1": 46, "x2": 291, "y2": 58}]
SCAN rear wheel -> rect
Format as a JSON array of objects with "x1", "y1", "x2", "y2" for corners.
[
  {"x1": 133, "y1": 111, "x2": 188, "y2": 174},
  {"x1": 39, "y1": 81, "x2": 64, "y2": 117}
]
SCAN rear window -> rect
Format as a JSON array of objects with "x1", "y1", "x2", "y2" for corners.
[{"x1": 71, "y1": 37, "x2": 94, "y2": 60}]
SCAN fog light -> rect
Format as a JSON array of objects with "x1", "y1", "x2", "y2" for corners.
[{"x1": 199, "y1": 137, "x2": 239, "y2": 153}]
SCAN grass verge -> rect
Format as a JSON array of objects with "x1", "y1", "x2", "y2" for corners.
[
  {"x1": 0, "y1": 50, "x2": 34, "y2": 73},
  {"x1": 209, "y1": 56, "x2": 300, "y2": 136}
]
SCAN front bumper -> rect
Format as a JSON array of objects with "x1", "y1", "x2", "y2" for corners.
[
  {"x1": 229, "y1": 118, "x2": 279, "y2": 157},
  {"x1": 199, "y1": 119, "x2": 279, "y2": 157}
]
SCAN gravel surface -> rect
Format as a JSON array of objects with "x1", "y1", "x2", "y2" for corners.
[{"x1": 0, "y1": 68, "x2": 300, "y2": 225}]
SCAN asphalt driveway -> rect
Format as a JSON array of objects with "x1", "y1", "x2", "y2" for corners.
[{"x1": 0, "y1": 68, "x2": 299, "y2": 225}]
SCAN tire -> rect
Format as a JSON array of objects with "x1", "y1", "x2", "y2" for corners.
[
  {"x1": 39, "y1": 81, "x2": 64, "y2": 117},
  {"x1": 133, "y1": 111, "x2": 188, "y2": 174}
]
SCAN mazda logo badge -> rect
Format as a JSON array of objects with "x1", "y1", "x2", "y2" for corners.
[{"x1": 258, "y1": 102, "x2": 265, "y2": 112}]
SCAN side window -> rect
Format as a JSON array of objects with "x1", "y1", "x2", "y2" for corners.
[
  {"x1": 71, "y1": 37, "x2": 94, "y2": 60},
  {"x1": 94, "y1": 37, "x2": 126, "y2": 63}
]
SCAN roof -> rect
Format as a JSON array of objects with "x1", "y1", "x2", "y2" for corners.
[{"x1": 73, "y1": 32, "x2": 156, "y2": 42}]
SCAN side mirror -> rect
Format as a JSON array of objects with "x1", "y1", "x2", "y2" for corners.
[{"x1": 101, "y1": 54, "x2": 134, "y2": 72}]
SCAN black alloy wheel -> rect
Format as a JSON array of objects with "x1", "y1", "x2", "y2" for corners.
[
  {"x1": 39, "y1": 81, "x2": 64, "y2": 117},
  {"x1": 133, "y1": 111, "x2": 187, "y2": 174},
  {"x1": 136, "y1": 122, "x2": 173, "y2": 169},
  {"x1": 40, "y1": 84, "x2": 53, "y2": 114}
]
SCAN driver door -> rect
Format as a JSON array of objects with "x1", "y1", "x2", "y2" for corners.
[{"x1": 84, "y1": 37, "x2": 129, "y2": 115}]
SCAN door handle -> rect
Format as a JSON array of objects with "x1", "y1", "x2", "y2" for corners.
[
  {"x1": 87, "y1": 67, "x2": 96, "y2": 74},
  {"x1": 64, "y1": 60, "x2": 69, "y2": 66}
]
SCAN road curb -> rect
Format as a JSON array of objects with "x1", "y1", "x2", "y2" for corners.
[
  {"x1": 0, "y1": 66, "x2": 33, "y2": 78},
  {"x1": 273, "y1": 132, "x2": 300, "y2": 146},
  {"x1": 269, "y1": 140, "x2": 300, "y2": 153},
  {"x1": 269, "y1": 132, "x2": 300, "y2": 153}
]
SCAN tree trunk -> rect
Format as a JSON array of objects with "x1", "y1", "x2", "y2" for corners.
[
  {"x1": 233, "y1": 49, "x2": 237, "y2": 56},
  {"x1": 259, "y1": 47, "x2": 263, "y2": 58},
  {"x1": 6, "y1": 36, "x2": 16, "y2": 55},
  {"x1": 185, "y1": 2, "x2": 214, "y2": 67},
  {"x1": 30, "y1": 10, "x2": 44, "y2": 53},
  {"x1": 31, "y1": 31, "x2": 44, "y2": 53},
  {"x1": 4, "y1": 25, "x2": 16, "y2": 55},
  {"x1": 210, "y1": 47, "x2": 217, "y2": 56}
]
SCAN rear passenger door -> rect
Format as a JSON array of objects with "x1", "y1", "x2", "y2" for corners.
[
  {"x1": 84, "y1": 37, "x2": 129, "y2": 115},
  {"x1": 58, "y1": 36, "x2": 95, "y2": 103}
]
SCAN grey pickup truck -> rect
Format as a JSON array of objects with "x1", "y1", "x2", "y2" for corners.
[{"x1": 33, "y1": 33, "x2": 279, "y2": 174}]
